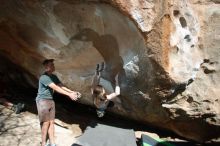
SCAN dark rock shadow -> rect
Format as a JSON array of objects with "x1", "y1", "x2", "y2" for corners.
[
  {"x1": 72, "y1": 28, "x2": 124, "y2": 86},
  {"x1": 72, "y1": 28, "x2": 146, "y2": 112}
]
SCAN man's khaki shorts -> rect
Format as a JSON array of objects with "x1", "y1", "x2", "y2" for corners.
[{"x1": 36, "y1": 99, "x2": 55, "y2": 122}]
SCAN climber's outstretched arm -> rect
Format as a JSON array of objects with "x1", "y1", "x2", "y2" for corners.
[{"x1": 106, "y1": 74, "x2": 120, "y2": 100}]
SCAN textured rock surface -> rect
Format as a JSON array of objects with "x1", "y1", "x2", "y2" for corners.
[{"x1": 0, "y1": 0, "x2": 220, "y2": 142}]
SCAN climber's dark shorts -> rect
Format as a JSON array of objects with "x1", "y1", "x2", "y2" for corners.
[
  {"x1": 36, "y1": 99, "x2": 55, "y2": 122},
  {"x1": 96, "y1": 101, "x2": 115, "y2": 118}
]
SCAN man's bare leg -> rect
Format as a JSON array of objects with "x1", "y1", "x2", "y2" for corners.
[
  {"x1": 48, "y1": 120, "x2": 55, "y2": 145},
  {"x1": 41, "y1": 121, "x2": 50, "y2": 146}
]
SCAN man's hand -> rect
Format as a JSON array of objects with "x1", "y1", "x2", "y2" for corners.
[
  {"x1": 76, "y1": 92, "x2": 82, "y2": 99},
  {"x1": 69, "y1": 92, "x2": 81, "y2": 101},
  {"x1": 70, "y1": 91, "x2": 81, "y2": 98}
]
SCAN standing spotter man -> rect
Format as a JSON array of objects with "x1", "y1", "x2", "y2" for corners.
[{"x1": 36, "y1": 59, "x2": 81, "y2": 146}]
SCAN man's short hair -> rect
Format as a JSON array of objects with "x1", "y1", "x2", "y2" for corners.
[{"x1": 42, "y1": 59, "x2": 54, "y2": 66}]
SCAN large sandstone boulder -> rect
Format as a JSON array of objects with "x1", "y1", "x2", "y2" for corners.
[{"x1": 0, "y1": 0, "x2": 219, "y2": 143}]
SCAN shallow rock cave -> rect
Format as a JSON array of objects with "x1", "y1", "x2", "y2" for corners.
[{"x1": 0, "y1": 0, "x2": 220, "y2": 144}]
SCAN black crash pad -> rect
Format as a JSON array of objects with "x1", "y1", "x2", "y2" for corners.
[{"x1": 73, "y1": 121, "x2": 137, "y2": 146}]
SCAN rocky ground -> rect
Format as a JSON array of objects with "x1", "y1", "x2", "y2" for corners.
[{"x1": 0, "y1": 105, "x2": 78, "y2": 146}]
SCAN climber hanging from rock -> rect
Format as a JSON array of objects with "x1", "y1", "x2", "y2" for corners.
[{"x1": 91, "y1": 62, "x2": 121, "y2": 118}]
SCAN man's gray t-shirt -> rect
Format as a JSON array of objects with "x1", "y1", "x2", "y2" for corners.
[{"x1": 36, "y1": 73, "x2": 61, "y2": 100}]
